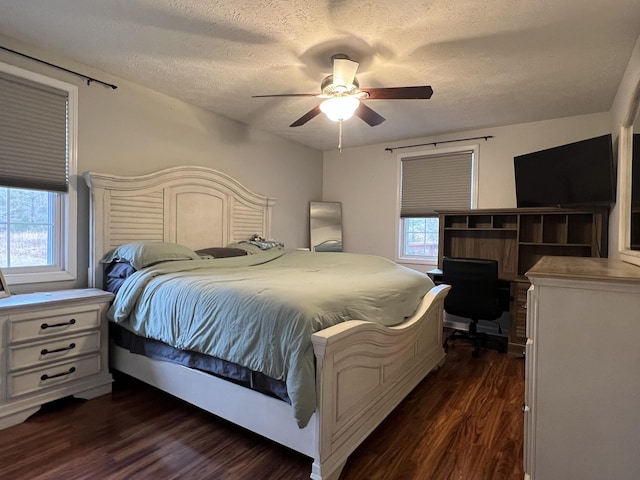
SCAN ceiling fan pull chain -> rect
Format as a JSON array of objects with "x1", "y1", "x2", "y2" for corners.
[{"x1": 338, "y1": 119, "x2": 343, "y2": 153}]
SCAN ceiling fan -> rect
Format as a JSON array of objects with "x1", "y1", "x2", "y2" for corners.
[{"x1": 252, "y1": 54, "x2": 433, "y2": 129}]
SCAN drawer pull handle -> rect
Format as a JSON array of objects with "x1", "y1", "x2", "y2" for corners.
[
  {"x1": 41, "y1": 318, "x2": 76, "y2": 330},
  {"x1": 41, "y1": 343, "x2": 76, "y2": 355},
  {"x1": 41, "y1": 367, "x2": 76, "y2": 381}
]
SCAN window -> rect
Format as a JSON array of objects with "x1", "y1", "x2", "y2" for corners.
[
  {"x1": 397, "y1": 146, "x2": 477, "y2": 263},
  {"x1": 0, "y1": 62, "x2": 77, "y2": 285},
  {"x1": 402, "y1": 217, "x2": 440, "y2": 258}
]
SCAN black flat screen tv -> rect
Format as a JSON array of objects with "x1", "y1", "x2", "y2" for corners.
[
  {"x1": 633, "y1": 134, "x2": 640, "y2": 206},
  {"x1": 514, "y1": 134, "x2": 615, "y2": 208}
]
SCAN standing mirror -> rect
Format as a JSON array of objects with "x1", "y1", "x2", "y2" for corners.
[{"x1": 310, "y1": 201, "x2": 343, "y2": 252}]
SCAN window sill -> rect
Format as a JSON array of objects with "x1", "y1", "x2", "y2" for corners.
[{"x1": 396, "y1": 258, "x2": 438, "y2": 267}]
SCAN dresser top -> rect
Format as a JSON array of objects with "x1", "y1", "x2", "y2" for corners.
[
  {"x1": 0, "y1": 288, "x2": 113, "y2": 310},
  {"x1": 526, "y1": 256, "x2": 640, "y2": 284}
]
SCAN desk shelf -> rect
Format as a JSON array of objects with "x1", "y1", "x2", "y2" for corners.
[
  {"x1": 518, "y1": 242, "x2": 593, "y2": 247},
  {"x1": 445, "y1": 227, "x2": 517, "y2": 232}
]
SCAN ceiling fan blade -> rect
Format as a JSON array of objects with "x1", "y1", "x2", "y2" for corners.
[
  {"x1": 290, "y1": 105, "x2": 322, "y2": 127},
  {"x1": 363, "y1": 86, "x2": 433, "y2": 100},
  {"x1": 252, "y1": 93, "x2": 318, "y2": 98},
  {"x1": 333, "y1": 57, "x2": 359, "y2": 88},
  {"x1": 355, "y1": 103, "x2": 385, "y2": 127}
]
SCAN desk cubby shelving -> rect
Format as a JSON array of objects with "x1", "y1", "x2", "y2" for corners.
[
  {"x1": 444, "y1": 214, "x2": 519, "y2": 230},
  {"x1": 437, "y1": 207, "x2": 609, "y2": 355}
]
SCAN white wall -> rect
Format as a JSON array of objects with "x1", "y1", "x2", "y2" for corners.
[
  {"x1": 0, "y1": 35, "x2": 323, "y2": 293},
  {"x1": 323, "y1": 112, "x2": 611, "y2": 268}
]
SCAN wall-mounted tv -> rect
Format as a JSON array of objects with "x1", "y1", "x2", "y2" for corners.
[
  {"x1": 514, "y1": 134, "x2": 615, "y2": 208},
  {"x1": 633, "y1": 134, "x2": 639, "y2": 206}
]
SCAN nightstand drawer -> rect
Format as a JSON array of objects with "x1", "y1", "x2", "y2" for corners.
[
  {"x1": 9, "y1": 306, "x2": 100, "y2": 343},
  {"x1": 7, "y1": 354, "x2": 101, "y2": 398},
  {"x1": 8, "y1": 331, "x2": 101, "y2": 371}
]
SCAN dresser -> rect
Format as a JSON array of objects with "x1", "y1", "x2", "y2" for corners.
[
  {"x1": 0, "y1": 288, "x2": 114, "y2": 430},
  {"x1": 524, "y1": 257, "x2": 640, "y2": 480}
]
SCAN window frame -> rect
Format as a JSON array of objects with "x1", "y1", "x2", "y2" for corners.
[
  {"x1": 0, "y1": 62, "x2": 77, "y2": 285},
  {"x1": 395, "y1": 144, "x2": 479, "y2": 265}
]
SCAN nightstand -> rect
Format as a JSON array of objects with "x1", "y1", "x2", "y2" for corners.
[{"x1": 0, "y1": 288, "x2": 114, "y2": 430}]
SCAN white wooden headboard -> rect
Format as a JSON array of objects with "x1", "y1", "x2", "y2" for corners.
[{"x1": 84, "y1": 166, "x2": 277, "y2": 288}]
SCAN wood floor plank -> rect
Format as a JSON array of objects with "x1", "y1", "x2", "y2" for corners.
[{"x1": 0, "y1": 342, "x2": 524, "y2": 479}]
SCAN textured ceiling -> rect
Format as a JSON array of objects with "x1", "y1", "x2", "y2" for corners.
[{"x1": 1, "y1": 0, "x2": 640, "y2": 151}]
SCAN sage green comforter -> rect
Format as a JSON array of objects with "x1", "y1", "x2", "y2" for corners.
[{"x1": 108, "y1": 250, "x2": 435, "y2": 428}]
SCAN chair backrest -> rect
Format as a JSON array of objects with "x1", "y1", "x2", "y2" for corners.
[{"x1": 442, "y1": 257, "x2": 502, "y2": 321}]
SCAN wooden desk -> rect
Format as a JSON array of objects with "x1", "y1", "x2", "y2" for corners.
[{"x1": 436, "y1": 207, "x2": 609, "y2": 355}]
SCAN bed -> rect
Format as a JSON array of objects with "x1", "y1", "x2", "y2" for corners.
[{"x1": 84, "y1": 166, "x2": 450, "y2": 480}]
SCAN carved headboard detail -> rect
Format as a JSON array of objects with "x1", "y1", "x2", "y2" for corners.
[{"x1": 84, "y1": 166, "x2": 277, "y2": 288}]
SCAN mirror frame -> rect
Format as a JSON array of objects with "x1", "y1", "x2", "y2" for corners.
[
  {"x1": 618, "y1": 53, "x2": 640, "y2": 266},
  {"x1": 309, "y1": 201, "x2": 343, "y2": 252}
]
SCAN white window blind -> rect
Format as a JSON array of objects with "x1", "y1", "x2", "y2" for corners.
[
  {"x1": 401, "y1": 151, "x2": 472, "y2": 217},
  {"x1": 0, "y1": 71, "x2": 69, "y2": 193}
]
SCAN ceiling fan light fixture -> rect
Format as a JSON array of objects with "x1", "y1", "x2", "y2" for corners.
[{"x1": 320, "y1": 96, "x2": 360, "y2": 122}]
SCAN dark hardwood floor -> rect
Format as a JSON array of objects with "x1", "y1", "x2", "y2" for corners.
[{"x1": 0, "y1": 342, "x2": 524, "y2": 480}]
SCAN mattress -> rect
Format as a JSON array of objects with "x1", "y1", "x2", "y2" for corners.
[{"x1": 110, "y1": 323, "x2": 289, "y2": 403}]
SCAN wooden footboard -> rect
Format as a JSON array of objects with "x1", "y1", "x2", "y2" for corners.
[{"x1": 310, "y1": 284, "x2": 450, "y2": 480}]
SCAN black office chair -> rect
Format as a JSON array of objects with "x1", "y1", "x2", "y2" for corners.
[{"x1": 442, "y1": 257, "x2": 505, "y2": 357}]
